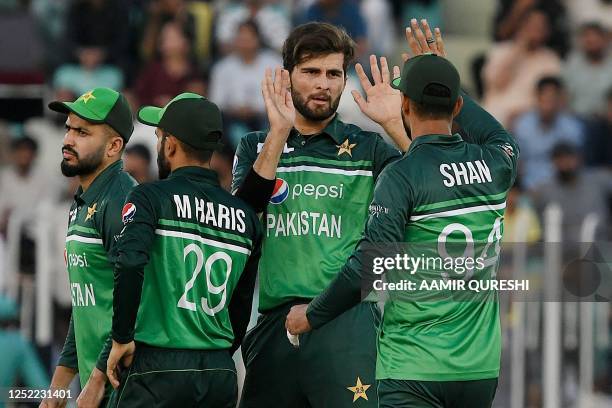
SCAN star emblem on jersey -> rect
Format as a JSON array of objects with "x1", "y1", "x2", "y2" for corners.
[
  {"x1": 79, "y1": 90, "x2": 96, "y2": 104},
  {"x1": 336, "y1": 139, "x2": 357, "y2": 157},
  {"x1": 347, "y1": 377, "x2": 370, "y2": 402},
  {"x1": 85, "y1": 203, "x2": 97, "y2": 221}
]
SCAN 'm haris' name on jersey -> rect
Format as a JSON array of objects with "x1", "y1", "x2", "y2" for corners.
[
  {"x1": 173, "y1": 194, "x2": 246, "y2": 233},
  {"x1": 439, "y1": 159, "x2": 492, "y2": 187}
]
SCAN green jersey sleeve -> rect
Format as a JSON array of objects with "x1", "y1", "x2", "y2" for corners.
[
  {"x1": 228, "y1": 222, "x2": 262, "y2": 353},
  {"x1": 111, "y1": 185, "x2": 158, "y2": 343},
  {"x1": 456, "y1": 92, "x2": 520, "y2": 187},
  {"x1": 307, "y1": 161, "x2": 412, "y2": 328},
  {"x1": 372, "y1": 134, "x2": 402, "y2": 179},
  {"x1": 231, "y1": 133, "x2": 259, "y2": 194},
  {"x1": 57, "y1": 315, "x2": 78, "y2": 370}
]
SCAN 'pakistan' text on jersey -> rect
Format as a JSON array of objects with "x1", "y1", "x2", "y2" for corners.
[
  {"x1": 232, "y1": 116, "x2": 400, "y2": 311},
  {"x1": 112, "y1": 167, "x2": 262, "y2": 350},
  {"x1": 61, "y1": 160, "x2": 136, "y2": 387},
  {"x1": 308, "y1": 93, "x2": 519, "y2": 381}
]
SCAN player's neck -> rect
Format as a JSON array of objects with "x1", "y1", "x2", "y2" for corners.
[
  {"x1": 294, "y1": 112, "x2": 335, "y2": 136},
  {"x1": 409, "y1": 119, "x2": 452, "y2": 139},
  {"x1": 79, "y1": 158, "x2": 120, "y2": 192}
]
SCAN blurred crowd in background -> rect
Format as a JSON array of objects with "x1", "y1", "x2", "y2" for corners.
[{"x1": 0, "y1": 0, "x2": 610, "y2": 406}]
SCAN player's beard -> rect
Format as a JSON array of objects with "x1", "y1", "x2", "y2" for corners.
[
  {"x1": 292, "y1": 89, "x2": 341, "y2": 122},
  {"x1": 157, "y1": 137, "x2": 171, "y2": 180},
  {"x1": 60, "y1": 146, "x2": 104, "y2": 177},
  {"x1": 402, "y1": 111, "x2": 412, "y2": 140}
]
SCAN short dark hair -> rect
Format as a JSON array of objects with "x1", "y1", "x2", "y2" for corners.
[
  {"x1": 551, "y1": 142, "x2": 579, "y2": 159},
  {"x1": 411, "y1": 83, "x2": 455, "y2": 119},
  {"x1": 237, "y1": 19, "x2": 263, "y2": 45},
  {"x1": 11, "y1": 136, "x2": 38, "y2": 153},
  {"x1": 126, "y1": 143, "x2": 152, "y2": 164},
  {"x1": 579, "y1": 21, "x2": 606, "y2": 36},
  {"x1": 178, "y1": 139, "x2": 213, "y2": 163},
  {"x1": 536, "y1": 76, "x2": 563, "y2": 94},
  {"x1": 282, "y1": 22, "x2": 355, "y2": 74}
]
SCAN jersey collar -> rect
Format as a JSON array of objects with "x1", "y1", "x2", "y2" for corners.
[
  {"x1": 288, "y1": 114, "x2": 346, "y2": 145},
  {"x1": 75, "y1": 160, "x2": 123, "y2": 205},
  {"x1": 169, "y1": 166, "x2": 219, "y2": 185},
  {"x1": 407, "y1": 133, "x2": 463, "y2": 154}
]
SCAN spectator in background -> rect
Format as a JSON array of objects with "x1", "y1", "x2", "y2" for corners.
[
  {"x1": 209, "y1": 20, "x2": 281, "y2": 149},
  {"x1": 296, "y1": 0, "x2": 368, "y2": 60},
  {"x1": 361, "y1": 0, "x2": 395, "y2": 57},
  {"x1": 0, "y1": 296, "x2": 48, "y2": 389},
  {"x1": 563, "y1": 22, "x2": 612, "y2": 118},
  {"x1": 533, "y1": 142, "x2": 612, "y2": 240},
  {"x1": 132, "y1": 21, "x2": 205, "y2": 108},
  {"x1": 123, "y1": 144, "x2": 153, "y2": 184},
  {"x1": 513, "y1": 77, "x2": 584, "y2": 190},
  {"x1": 503, "y1": 180, "x2": 541, "y2": 243},
  {"x1": 482, "y1": 8, "x2": 561, "y2": 127},
  {"x1": 52, "y1": 47, "x2": 124, "y2": 99},
  {"x1": 140, "y1": 0, "x2": 197, "y2": 62},
  {"x1": 584, "y1": 87, "x2": 612, "y2": 168},
  {"x1": 0, "y1": 137, "x2": 56, "y2": 275},
  {"x1": 493, "y1": 0, "x2": 569, "y2": 57},
  {"x1": 564, "y1": 0, "x2": 612, "y2": 28},
  {"x1": 215, "y1": 0, "x2": 290, "y2": 54},
  {"x1": 64, "y1": 0, "x2": 129, "y2": 68}
]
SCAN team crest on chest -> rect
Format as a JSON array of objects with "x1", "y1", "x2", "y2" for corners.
[
  {"x1": 336, "y1": 139, "x2": 356, "y2": 157},
  {"x1": 85, "y1": 203, "x2": 97, "y2": 221}
]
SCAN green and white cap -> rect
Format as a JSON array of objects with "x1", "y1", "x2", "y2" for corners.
[
  {"x1": 49, "y1": 87, "x2": 134, "y2": 141},
  {"x1": 138, "y1": 93, "x2": 223, "y2": 150}
]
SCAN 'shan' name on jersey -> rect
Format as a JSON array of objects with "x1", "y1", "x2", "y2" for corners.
[
  {"x1": 173, "y1": 194, "x2": 246, "y2": 233},
  {"x1": 439, "y1": 160, "x2": 492, "y2": 187}
]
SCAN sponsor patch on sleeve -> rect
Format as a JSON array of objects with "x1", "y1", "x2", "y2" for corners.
[
  {"x1": 121, "y1": 203, "x2": 136, "y2": 224},
  {"x1": 498, "y1": 143, "x2": 515, "y2": 158}
]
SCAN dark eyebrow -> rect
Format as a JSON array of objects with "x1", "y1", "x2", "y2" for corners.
[
  {"x1": 328, "y1": 69, "x2": 343, "y2": 76},
  {"x1": 65, "y1": 124, "x2": 90, "y2": 134}
]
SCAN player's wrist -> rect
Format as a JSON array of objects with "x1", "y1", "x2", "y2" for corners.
[{"x1": 88, "y1": 367, "x2": 107, "y2": 385}]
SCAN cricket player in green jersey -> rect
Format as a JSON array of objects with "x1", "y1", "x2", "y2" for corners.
[
  {"x1": 41, "y1": 87, "x2": 136, "y2": 408},
  {"x1": 233, "y1": 22, "x2": 412, "y2": 407},
  {"x1": 287, "y1": 20, "x2": 519, "y2": 408},
  {"x1": 106, "y1": 93, "x2": 263, "y2": 407}
]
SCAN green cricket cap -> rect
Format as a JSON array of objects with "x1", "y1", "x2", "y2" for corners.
[
  {"x1": 392, "y1": 54, "x2": 460, "y2": 108},
  {"x1": 48, "y1": 87, "x2": 134, "y2": 141},
  {"x1": 137, "y1": 93, "x2": 223, "y2": 150}
]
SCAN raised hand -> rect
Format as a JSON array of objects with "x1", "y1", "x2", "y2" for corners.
[
  {"x1": 352, "y1": 55, "x2": 402, "y2": 126},
  {"x1": 262, "y1": 67, "x2": 295, "y2": 134},
  {"x1": 403, "y1": 18, "x2": 447, "y2": 61},
  {"x1": 352, "y1": 55, "x2": 410, "y2": 151}
]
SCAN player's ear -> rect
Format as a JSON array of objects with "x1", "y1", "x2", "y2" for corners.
[
  {"x1": 452, "y1": 96, "x2": 464, "y2": 118},
  {"x1": 166, "y1": 135, "x2": 178, "y2": 157},
  {"x1": 105, "y1": 126, "x2": 124, "y2": 158}
]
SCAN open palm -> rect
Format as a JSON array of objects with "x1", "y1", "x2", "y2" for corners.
[
  {"x1": 262, "y1": 67, "x2": 295, "y2": 133},
  {"x1": 352, "y1": 55, "x2": 402, "y2": 126}
]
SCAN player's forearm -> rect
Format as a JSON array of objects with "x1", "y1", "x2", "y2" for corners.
[
  {"x1": 252, "y1": 128, "x2": 291, "y2": 180},
  {"x1": 456, "y1": 92, "x2": 512, "y2": 146},
  {"x1": 57, "y1": 316, "x2": 78, "y2": 370},
  {"x1": 234, "y1": 168, "x2": 276, "y2": 213},
  {"x1": 112, "y1": 264, "x2": 145, "y2": 343},
  {"x1": 382, "y1": 118, "x2": 410, "y2": 152},
  {"x1": 307, "y1": 263, "x2": 363, "y2": 329},
  {"x1": 49, "y1": 365, "x2": 77, "y2": 390},
  {"x1": 228, "y1": 252, "x2": 259, "y2": 353}
]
